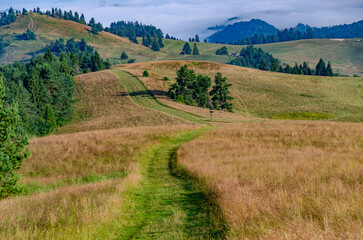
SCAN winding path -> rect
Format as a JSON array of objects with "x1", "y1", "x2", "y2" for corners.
[
  {"x1": 116, "y1": 128, "x2": 228, "y2": 239},
  {"x1": 112, "y1": 69, "x2": 209, "y2": 124}
]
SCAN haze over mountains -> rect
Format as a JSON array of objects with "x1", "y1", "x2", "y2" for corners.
[{"x1": 207, "y1": 18, "x2": 363, "y2": 43}]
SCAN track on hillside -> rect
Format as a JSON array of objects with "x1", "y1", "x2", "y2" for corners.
[
  {"x1": 112, "y1": 69, "x2": 209, "y2": 124},
  {"x1": 114, "y1": 127, "x2": 228, "y2": 239}
]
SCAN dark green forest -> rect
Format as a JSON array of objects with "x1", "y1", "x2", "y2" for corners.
[
  {"x1": 1, "y1": 38, "x2": 109, "y2": 136},
  {"x1": 229, "y1": 46, "x2": 334, "y2": 76}
]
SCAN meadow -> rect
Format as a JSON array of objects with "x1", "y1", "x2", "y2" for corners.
[
  {"x1": 122, "y1": 61, "x2": 363, "y2": 122},
  {"x1": 178, "y1": 121, "x2": 363, "y2": 239}
]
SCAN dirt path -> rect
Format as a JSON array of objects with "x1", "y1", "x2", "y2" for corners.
[
  {"x1": 116, "y1": 128, "x2": 228, "y2": 239},
  {"x1": 28, "y1": 15, "x2": 34, "y2": 30},
  {"x1": 112, "y1": 69, "x2": 210, "y2": 124}
]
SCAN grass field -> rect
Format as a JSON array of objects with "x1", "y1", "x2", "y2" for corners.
[
  {"x1": 178, "y1": 121, "x2": 363, "y2": 239},
  {"x1": 123, "y1": 61, "x2": 363, "y2": 122},
  {"x1": 1, "y1": 125, "x2": 201, "y2": 239},
  {"x1": 58, "y1": 70, "x2": 187, "y2": 134},
  {"x1": 1, "y1": 13, "x2": 362, "y2": 76}
]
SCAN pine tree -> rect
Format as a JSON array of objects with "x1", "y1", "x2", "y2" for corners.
[
  {"x1": 195, "y1": 34, "x2": 200, "y2": 42},
  {"x1": 121, "y1": 51, "x2": 128, "y2": 59},
  {"x1": 315, "y1": 58, "x2": 326, "y2": 76},
  {"x1": 0, "y1": 76, "x2": 29, "y2": 198},
  {"x1": 258, "y1": 59, "x2": 269, "y2": 71},
  {"x1": 80, "y1": 14, "x2": 86, "y2": 25},
  {"x1": 192, "y1": 43, "x2": 200, "y2": 55},
  {"x1": 151, "y1": 40, "x2": 160, "y2": 51},
  {"x1": 270, "y1": 59, "x2": 279, "y2": 71},
  {"x1": 182, "y1": 43, "x2": 192, "y2": 54},
  {"x1": 210, "y1": 73, "x2": 233, "y2": 111},
  {"x1": 326, "y1": 62, "x2": 333, "y2": 76}
]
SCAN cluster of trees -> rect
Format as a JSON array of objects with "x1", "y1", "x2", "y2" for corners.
[
  {"x1": 0, "y1": 7, "x2": 16, "y2": 26},
  {"x1": 47, "y1": 38, "x2": 110, "y2": 73},
  {"x1": 106, "y1": 21, "x2": 164, "y2": 46},
  {"x1": 165, "y1": 34, "x2": 178, "y2": 40},
  {"x1": 229, "y1": 46, "x2": 334, "y2": 76},
  {"x1": 313, "y1": 20, "x2": 363, "y2": 38},
  {"x1": 17, "y1": 29, "x2": 36, "y2": 40},
  {"x1": 47, "y1": 38, "x2": 94, "y2": 55},
  {"x1": 141, "y1": 34, "x2": 164, "y2": 51},
  {"x1": 0, "y1": 76, "x2": 29, "y2": 199},
  {"x1": 230, "y1": 28, "x2": 314, "y2": 45},
  {"x1": 88, "y1": 17, "x2": 104, "y2": 35},
  {"x1": 168, "y1": 65, "x2": 233, "y2": 111},
  {"x1": 215, "y1": 46, "x2": 228, "y2": 55},
  {"x1": 181, "y1": 43, "x2": 199, "y2": 55},
  {"x1": 24, "y1": 7, "x2": 87, "y2": 25},
  {"x1": 1, "y1": 50, "x2": 75, "y2": 136},
  {"x1": 188, "y1": 34, "x2": 200, "y2": 42}
]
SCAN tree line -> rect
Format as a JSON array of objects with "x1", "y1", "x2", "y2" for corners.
[
  {"x1": 0, "y1": 7, "x2": 17, "y2": 26},
  {"x1": 229, "y1": 45, "x2": 334, "y2": 76},
  {"x1": 168, "y1": 65, "x2": 233, "y2": 111},
  {"x1": 226, "y1": 27, "x2": 314, "y2": 45}
]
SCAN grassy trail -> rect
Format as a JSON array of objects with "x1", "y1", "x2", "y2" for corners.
[
  {"x1": 116, "y1": 127, "x2": 228, "y2": 239},
  {"x1": 112, "y1": 69, "x2": 209, "y2": 124}
]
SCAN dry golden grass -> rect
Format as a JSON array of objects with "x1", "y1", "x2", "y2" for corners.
[
  {"x1": 122, "y1": 61, "x2": 363, "y2": 122},
  {"x1": 178, "y1": 121, "x2": 363, "y2": 239},
  {"x1": 22, "y1": 124, "x2": 195, "y2": 185},
  {"x1": 58, "y1": 70, "x2": 186, "y2": 134},
  {"x1": 1, "y1": 124, "x2": 198, "y2": 239}
]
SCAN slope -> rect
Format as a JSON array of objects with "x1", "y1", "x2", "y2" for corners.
[
  {"x1": 1, "y1": 13, "x2": 362, "y2": 76},
  {"x1": 123, "y1": 61, "x2": 363, "y2": 122}
]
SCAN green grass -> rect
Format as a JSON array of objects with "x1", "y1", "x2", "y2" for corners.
[
  {"x1": 22, "y1": 170, "x2": 128, "y2": 195},
  {"x1": 112, "y1": 69, "x2": 209, "y2": 124},
  {"x1": 114, "y1": 127, "x2": 228, "y2": 239},
  {"x1": 2, "y1": 14, "x2": 362, "y2": 77},
  {"x1": 270, "y1": 112, "x2": 334, "y2": 120}
]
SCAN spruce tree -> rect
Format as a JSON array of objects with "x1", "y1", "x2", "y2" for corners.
[
  {"x1": 121, "y1": 51, "x2": 128, "y2": 59},
  {"x1": 151, "y1": 40, "x2": 160, "y2": 51},
  {"x1": 0, "y1": 76, "x2": 29, "y2": 198},
  {"x1": 182, "y1": 43, "x2": 192, "y2": 54},
  {"x1": 195, "y1": 34, "x2": 200, "y2": 42},
  {"x1": 258, "y1": 59, "x2": 269, "y2": 71},
  {"x1": 326, "y1": 62, "x2": 333, "y2": 76},
  {"x1": 315, "y1": 58, "x2": 326, "y2": 76},
  {"x1": 192, "y1": 43, "x2": 200, "y2": 55},
  {"x1": 210, "y1": 73, "x2": 233, "y2": 111}
]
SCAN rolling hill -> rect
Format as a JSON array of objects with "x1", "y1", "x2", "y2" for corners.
[{"x1": 1, "y1": 13, "x2": 363, "y2": 76}]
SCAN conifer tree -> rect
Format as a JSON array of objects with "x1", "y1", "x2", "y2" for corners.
[
  {"x1": 192, "y1": 43, "x2": 200, "y2": 55},
  {"x1": 210, "y1": 73, "x2": 233, "y2": 111},
  {"x1": 0, "y1": 76, "x2": 29, "y2": 198},
  {"x1": 182, "y1": 43, "x2": 192, "y2": 54},
  {"x1": 195, "y1": 34, "x2": 200, "y2": 42},
  {"x1": 326, "y1": 62, "x2": 333, "y2": 76},
  {"x1": 258, "y1": 59, "x2": 269, "y2": 71},
  {"x1": 315, "y1": 58, "x2": 326, "y2": 76},
  {"x1": 121, "y1": 51, "x2": 128, "y2": 59},
  {"x1": 151, "y1": 40, "x2": 160, "y2": 51}
]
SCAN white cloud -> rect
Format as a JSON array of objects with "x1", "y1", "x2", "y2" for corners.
[{"x1": 2, "y1": 0, "x2": 362, "y2": 40}]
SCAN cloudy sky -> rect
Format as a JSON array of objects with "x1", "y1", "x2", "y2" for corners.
[{"x1": 3, "y1": 0, "x2": 363, "y2": 39}]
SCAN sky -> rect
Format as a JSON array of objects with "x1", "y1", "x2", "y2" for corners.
[{"x1": 2, "y1": 0, "x2": 363, "y2": 40}]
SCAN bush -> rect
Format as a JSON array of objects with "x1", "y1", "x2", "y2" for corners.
[
  {"x1": 143, "y1": 70, "x2": 149, "y2": 77},
  {"x1": 127, "y1": 59, "x2": 136, "y2": 64}
]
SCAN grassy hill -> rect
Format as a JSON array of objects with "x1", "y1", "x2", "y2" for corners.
[
  {"x1": 1, "y1": 13, "x2": 362, "y2": 76},
  {"x1": 121, "y1": 61, "x2": 363, "y2": 122}
]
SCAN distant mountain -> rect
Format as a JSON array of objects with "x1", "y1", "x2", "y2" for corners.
[
  {"x1": 208, "y1": 19, "x2": 278, "y2": 43},
  {"x1": 313, "y1": 20, "x2": 363, "y2": 38},
  {"x1": 294, "y1": 23, "x2": 311, "y2": 33}
]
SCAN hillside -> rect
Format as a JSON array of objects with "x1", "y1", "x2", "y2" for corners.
[
  {"x1": 1, "y1": 13, "x2": 362, "y2": 77},
  {"x1": 208, "y1": 19, "x2": 278, "y2": 43},
  {"x1": 121, "y1": 61, "x2": 363, "y2": 122}
]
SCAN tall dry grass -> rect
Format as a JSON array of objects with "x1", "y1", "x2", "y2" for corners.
[
  {"x1": 178, "y1": 121, "x2": 363, "y2": 239},
  {"x1": 58, "y1": 70, "x2": 186, "y2": 134},
  {"x1": 1, "y1": 124, "x2": 198, "y2": 239},
  {"x1": 123, "y1": 61, "x2": 363, "y2": 122}
]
